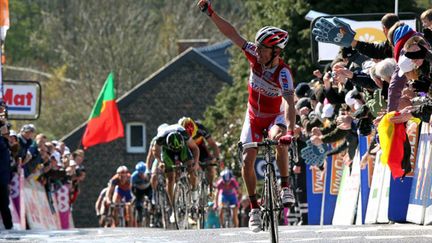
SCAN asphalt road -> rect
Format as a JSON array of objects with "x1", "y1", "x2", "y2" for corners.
[{"x1": 1, "y1": 224, "x2": 432, "y2": 243}]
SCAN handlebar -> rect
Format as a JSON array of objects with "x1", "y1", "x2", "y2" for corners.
[
  {"x1": 239, "y1": 140, "x2": 279, "y2": 150},
  {"x1": 237, "y1": 140, "x2": 279, "y2": 164},
  {"x1": 199, "y1": 162, "x2": 218, "y2": 167}
]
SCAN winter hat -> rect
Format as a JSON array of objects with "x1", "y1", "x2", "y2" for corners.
[{"x1": 295, "y1": 83, "x2": 312, "y2": 98}]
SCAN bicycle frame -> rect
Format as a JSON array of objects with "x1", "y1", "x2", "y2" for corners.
[{"x1": 238, "y1": 133, "x2": 281, "y2": 243}]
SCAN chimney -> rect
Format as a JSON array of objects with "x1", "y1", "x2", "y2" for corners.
[{"x1": 177, "y1": 39, "x2": 209, "y2": 54}]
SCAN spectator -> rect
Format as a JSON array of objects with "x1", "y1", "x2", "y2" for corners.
[
  {"x1": 17, "y1": 124, "x2": 36, "y2": 177},
  {"x1": 421, "y1": 9, "x2": 432, "y2": 44},
  {"x1": 351, "y1": 13, "x2": 400, "y2": 59},
  {"x1": 0, "y1": 120, "x2": 12, "y2": 229}
]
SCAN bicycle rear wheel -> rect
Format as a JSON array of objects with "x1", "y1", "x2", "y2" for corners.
[
  {"x1": 197, "y1": 176, "x2": 209, "y2": 229},
  {"x1": 173, "y1": 182, "x2": 189, "y2": 230},
  {"x1": 267, "y1": 164, "x2": 279, "y2": 243}
]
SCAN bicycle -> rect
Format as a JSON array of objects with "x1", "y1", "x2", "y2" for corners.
[
  {"x1": 173, "y1": 159, "x2": 191, "y2": 230},
  {"x1": 196, "y1": 161, "x2": 218, "y2": 229},
  {"x1": 108, "y1": 202, "x2": 126, "y2": 227},
  {"x1": 238, "y1": 130, "x2": 283, "y2": 243},
  {"x1": 133, "y1": 195, "x2": 151, "y2": 227},
  {"x1": 221, "y1": 204, "x2": 237, "y2": 228},
  {"x1": 153, "y1": 169, "x2": 170, "y2": 229}
]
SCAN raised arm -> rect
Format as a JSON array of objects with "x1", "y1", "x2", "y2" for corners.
[{"x1": 198, "y1": 0, "x2": 246, "y2": 49}]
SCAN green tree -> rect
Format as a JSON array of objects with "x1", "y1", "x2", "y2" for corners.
[{"x1": 4, "y1": 0, "x2": 246, "y2": 139}]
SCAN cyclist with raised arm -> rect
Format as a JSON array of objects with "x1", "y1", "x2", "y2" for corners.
[
  {"x1": 131, "y1": 161, "x2": 152, "y2": 227},
  {"x1": 215, "y1": 168, "x2": 239, "y2": 228},
  {"x1": 152, "y1": 124, "x2": 200, "y2": 210},
  {"x1": 105, "y1": 165, "x2": 133, "y2": 227},
  {"x1": 178, "y1": 117, "x2": 221, "y2": 191},
  {"x1": 198, "y1": 0, "x2": 296, "y2": 232}
]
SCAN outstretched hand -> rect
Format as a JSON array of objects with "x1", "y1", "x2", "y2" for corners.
[
  {"x1": 312, "y1": 17, "x2": 356, "y2": 47},
  {"x1": 197, "y1": 0, "x2": 214, "y2": 16}
]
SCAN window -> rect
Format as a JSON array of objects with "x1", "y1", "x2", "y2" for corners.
[{"x1": 126, "y1": 122, "x2": 146, "y2": 153}]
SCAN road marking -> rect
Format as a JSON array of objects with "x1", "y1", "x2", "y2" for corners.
[{"x1": 365, "y1": 235, "x2": 432, "y2": 240}]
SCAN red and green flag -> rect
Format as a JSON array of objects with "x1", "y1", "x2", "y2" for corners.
[{"x1": 82, "y1": 72, "x2": 124, "y2": 149}]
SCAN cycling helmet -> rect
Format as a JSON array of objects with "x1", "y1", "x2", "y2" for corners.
[
  {"x1": 135, "y1": 161, "x2": 146, "y2": 173},
  {"x1": 166, "y1": 132, "x2": 184, "y2": 152},
  {"x1": 221, "y1": 169, "x2": 233, "y2": 183},
  {"x1": 116, "y1": 165, "x2": 128, "y2": 174},
  {"x1": 255, "y1": 26, "x2": 289, "y2": 49},
  {"x1": 157, "y1": 123, "x2": 169, "y2": 133},
  {"x1": 178, "y1": 117, "x2": 198, "y2": 137}
]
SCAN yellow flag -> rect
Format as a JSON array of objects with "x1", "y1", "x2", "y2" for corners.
[{"x1": 377, "y1": 112, "x2": 396, "y2": 165}]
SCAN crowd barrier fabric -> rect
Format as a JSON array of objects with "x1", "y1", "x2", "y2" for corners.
[
  {"x1": 322, "y1": 144, "x2": 345, "y2": 225},
  {"x1": 332, "y1": 149, "x2": 361, "y2": 225},
  {"x1": 407, "y1": 122, "x2": 432, "y2": 225},
  {"x1": 55, "y1": 184, "x2": 71, "y2": 229},
  {"x1": 10, "y1": 172, "x2": 20, "y2": 218},
  {"x1": 306, "y1": 164, "x2": 325, "y2": 224},
  {"x1": 358, "y1": 135, "x2": 374, "y2": 224},
  {"x1": 365, "y1": 151, "x2": 388, "y2": 224},
  {"x1": 23, "y1": 179, "x2": 61, "y2": 230}
]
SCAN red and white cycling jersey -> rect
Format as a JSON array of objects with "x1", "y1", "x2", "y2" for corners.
[
  {"x1": 242, "y1": 42, "x2": 295, "y2": 118},
  {"x1": 240, "y1": 42, "x2": 295, "y2": 143}
]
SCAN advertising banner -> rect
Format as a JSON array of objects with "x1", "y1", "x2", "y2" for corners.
[{"x1": 3, "y1": 80, "x2": 41, "y2": 120}]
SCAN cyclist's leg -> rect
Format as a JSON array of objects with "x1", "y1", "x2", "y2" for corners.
[
  {"x1": 182, "y1": 146, "x2": 197, "y2": 190},
  {"x1": 239, "y1": 114, "x2": 261, "y2": 209},
  {"x1": 123, "y1": 190, "x2": 133, "y2": 227},
  {"x1": 200, "y1": 149, "x2": 215, "y2": 188},
  {"x1": 269, "y1": 118, "x2": 295, "y2": 207},
  {"x1": 132, "y1": 187, "x2": 144, "y2": 226},
  {"x1": 218, "y1": 195, "x2": 225, "y2": 227},
  {"x1": 232, "y1": 206, "x2": 239, "y2": 227},
  {"x1": 269, "y1": 122, "x2": 289, "y2": 178},
  {"x1": 224, "y1": 193, "x2": 239, "y2": 227},
  {"x1": 162, "y1": 148, "x2": 176, "y2": 205},
  {"x1": 166, "y1": 171, "x2": 175, "y2": 205},
  {"x1": 99, "y1": 199, "x2": 108, "y2": 227},
  {"x1": 112, "y1": 186, "x2": 122, "y2": 226},
  {"x1": 150, "y1": 159, "x2": 159, "y2": 191}
]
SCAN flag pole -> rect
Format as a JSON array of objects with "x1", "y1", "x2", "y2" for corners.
[{"x1": 394, "y1": 0, "x2": 398, "y2": 15}]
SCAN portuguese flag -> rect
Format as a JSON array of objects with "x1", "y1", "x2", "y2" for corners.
[{"x1": 82, "y1": 72, "x2": 124, "y2": 149}]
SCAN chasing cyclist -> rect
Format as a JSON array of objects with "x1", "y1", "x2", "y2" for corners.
[
  {"x1": 178, "y1": 117, "x2": 221, "y2": 192},
  {"x1": 152, "y1": 124, "x2": 200, "y2": 209},
  {"x1": 131, "y1": 161, "x2": 152, "y2": 227},
  {"x1": 105, "y1": 165, "x2": 133, "y2": 227},
  {"x1": 198, "y1": 0, "x2": 297, "y2": 232},
  {"x1": 214, "y1": 168, "x2": 239, "y2": 227}
]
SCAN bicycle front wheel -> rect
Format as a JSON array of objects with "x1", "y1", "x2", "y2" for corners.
[
  {"x1": 159, "y1": 189, "x2": 171, "y2": 229},
  {"x1": 267, "y1": 164, "x2": 279, "y2": 243},
  {"x1": 173, "y1": 182, "x2": 189, "y2": 230}
]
